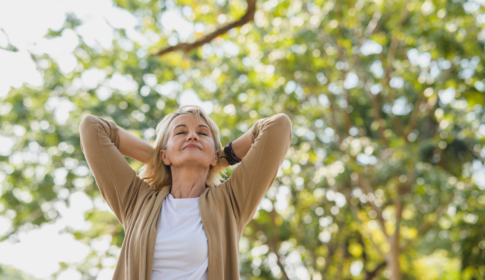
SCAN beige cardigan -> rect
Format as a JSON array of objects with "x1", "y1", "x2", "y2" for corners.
[{"x1": 79, "y1": 113, "x2": 292, "y2": 280}]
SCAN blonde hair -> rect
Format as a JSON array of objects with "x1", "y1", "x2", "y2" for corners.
[{"x1": 139, "y1": 105, "x2": 225, "y2": 190}]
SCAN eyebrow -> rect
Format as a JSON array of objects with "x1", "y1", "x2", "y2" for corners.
[{"x1": 173, "y1": 124, "x2": 210, "y2": 130}]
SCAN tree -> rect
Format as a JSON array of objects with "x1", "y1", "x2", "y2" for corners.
[
  {"x1": 0, "y1": 264, "x2": 42, "y2": 280},
  {"x1": 1, "y1": 0, "x2": 484, "y2": 279}
]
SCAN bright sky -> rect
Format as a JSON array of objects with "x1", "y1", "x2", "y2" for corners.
[
  {"x1": 0, "y1": 0, "x2": 136, "y2": 279},
  {"x1": 0, "y1": 192, "x2": 93, "y2": 279},
  {"x1": 0, "y1": 0, "x2": 225, "y2": 278},
  {"x1": 0, "y1": 0, "x2": 239, "y2": 277}
]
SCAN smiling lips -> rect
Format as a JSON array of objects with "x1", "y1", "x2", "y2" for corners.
[{"x1": 184, "y1": 144, "x2": 201, "y2": 150}]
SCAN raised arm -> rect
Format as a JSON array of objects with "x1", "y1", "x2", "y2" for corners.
[
  {"x1": 216, "y1": 122, "x2": 255, "y2": 170},
  {"x1": 117, "y1": 126, "x2": 155, "y2": 164},
  {"x1": 79, "y1": 115, "x2": 151, "y2": 226},
  {"x1": 220, "y1": 113, "x2": 292, "y2": 228}
]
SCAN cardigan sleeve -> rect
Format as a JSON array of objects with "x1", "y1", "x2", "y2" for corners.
[
  {"x1": 220, "y1": 113, "x2": 292, "y2": 229},
  {"x1": 79, "y1": 115, "x2": 150, "y2": 227}
]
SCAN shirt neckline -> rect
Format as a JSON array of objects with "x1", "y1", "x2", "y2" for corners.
[{"x1": 168, "y1": 193, "x2": 200, "y2": 200}]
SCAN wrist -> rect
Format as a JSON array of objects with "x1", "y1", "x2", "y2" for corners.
[{"x1": 221, "y1": 142, "x2": 242, "y2": 165}]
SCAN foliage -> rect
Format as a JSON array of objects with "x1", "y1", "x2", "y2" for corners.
[
  {"x1": 0, "y1": 265, "x2": 42, "y2": 280},
  {"x1": 1, "y1": 0, "x2": 485, "y2": 279}
]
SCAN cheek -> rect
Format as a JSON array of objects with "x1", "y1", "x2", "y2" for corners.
[
  {"x1": 168, "y1": 138, "x2": 182, "y2": 148},
  {"x1": 165, "y1": 140, "x2": 180, "y2": 155},
  {"x1": 204, "y1": 140, "x2": 215, "y2": 152}
]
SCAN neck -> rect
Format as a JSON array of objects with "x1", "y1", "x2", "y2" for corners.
[{"x1": 170, "y1": 165, "x2": 209, "y2": 198}]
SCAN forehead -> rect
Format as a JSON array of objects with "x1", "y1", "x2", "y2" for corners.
[{"x1": 171, "y1": 114, "x2": 210, "y2": 128}]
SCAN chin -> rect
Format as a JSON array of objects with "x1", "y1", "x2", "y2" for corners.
[{"x1": 176, "y1": 156, "x2": 210, "y2": 167}]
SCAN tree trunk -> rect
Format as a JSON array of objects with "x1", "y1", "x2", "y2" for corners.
[{"x1": 386, "y1": 236, "x2": 401, "y2": 280}]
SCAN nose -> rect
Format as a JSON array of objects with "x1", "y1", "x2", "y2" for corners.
[{"x1": 186, "y1": 130, "x2": 199, "y2": 142}]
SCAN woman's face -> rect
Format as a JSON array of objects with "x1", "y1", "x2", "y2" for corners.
[{"x1": 160, "y1": 114, "x2": 218, "y2": 169}]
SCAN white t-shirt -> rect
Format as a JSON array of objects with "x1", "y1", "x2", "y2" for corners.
[{"x1": 151, "y1": 193, "x2": 209, "y2": 280}]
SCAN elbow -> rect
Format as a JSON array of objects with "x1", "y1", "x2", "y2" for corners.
[
  {"x1": 273, "y1": 113, "x2": 292, "y2": 139},
  {"x1": 79, "y1": 115, "x2": 99, "y2": 152},
  {"x1": 79, "y1": 115, "x2": 98, "y2": 135},
  {"x1": 258, "y1": 113, "x2": 292, "y2": 145},
  {"x1": 274, "y1": 113, "x2": 292, "y2": 127},
  {"x1": 253, "y1": 113, "x2": 293, "y2": 145},
  {"x1": 80, "y1": 115, "x2": 120, "y2": 149}
]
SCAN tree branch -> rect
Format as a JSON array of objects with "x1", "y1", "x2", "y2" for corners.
[
  {"x1": 406, "y1": 65, "x2": 455, "y2": 136},
  {"x1": 0, "y1": 28, "x2": 17, "y2": 52},
  {"x1": 336, "y1": 52, "x2": 353, "y2": 134},
  {"x1": 385, "y1": 87, "x2": 407, "y2": 139},
  {"x1": 405, "y1": 95, "x2": 426, "y2": 136},
  {"x1": 324, "y1": 93, "x2": 345, "y2": 145},
  {"x1": 358, "y1": 175, "x2": 388, "y2": 237},
  {"x1": 394, "y1": 197, "x2": 403, "y2": 236},
  {"x1": 401, "y1": 204, "x2": 448, "y2": 252},
  {"x1": 353, "y1": 11, "x2": 381, "y2": 68},
  {"x1": 256, "y1": 208, "x2": 291, "y2": 280},
  {"x1": 369, "y1": 93, "x2": 389, "y2": 147},
  {"x1": 354, "y1": 67, "x2": 388, "y2": 147},
  {"x1": 270, "y1": 211, "x2": 290, "y2": 280},
  {"x1": 393, "y1": 170, "x2": 415, "y2": 237},
  {"x1": 365, "y1": 261, "x2": 387, "y2": 280},
  {"x1": 321, "y1": 242, "x2": 338, "y2": 280},
  {"x1": 380, "y1": 38, "x2": 406, "y2": 140},
  {"x1": 152, "y1": 0, "x2": 257, "y2": 56},
  {"x1": 348, "y1": 201, "x2": 386, "y2": 258},
  {"x1": 364, "y1": 12, "x2": 382, "y2": 38},
  {"x1": 380, "y1": 6, "x2": 409, "y2": 140}
]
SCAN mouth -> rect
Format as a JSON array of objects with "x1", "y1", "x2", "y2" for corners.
[{"x1": 184, "y1": 145, "x2": 201, "y2": 150}]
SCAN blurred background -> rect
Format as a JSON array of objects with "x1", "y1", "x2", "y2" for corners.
[{"x1": 1, "y1": 0, "x2": 485, "y2": 279}]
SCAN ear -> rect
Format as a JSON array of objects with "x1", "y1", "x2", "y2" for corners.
[
  {"x1": 210, "y1": 150, "x2": 219, "y2": 167},
  {"x1": 160, "y1": 149, "x2": 171, "y2": 166}
]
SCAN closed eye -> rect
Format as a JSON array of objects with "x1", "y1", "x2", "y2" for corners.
[{"x1": 177, "y1": 132, "x2": 208, "y2": 135}]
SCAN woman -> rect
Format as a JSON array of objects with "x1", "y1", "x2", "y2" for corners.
[{"x1": 79, "y1": 105, "x2": 292, "y2": 280}]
